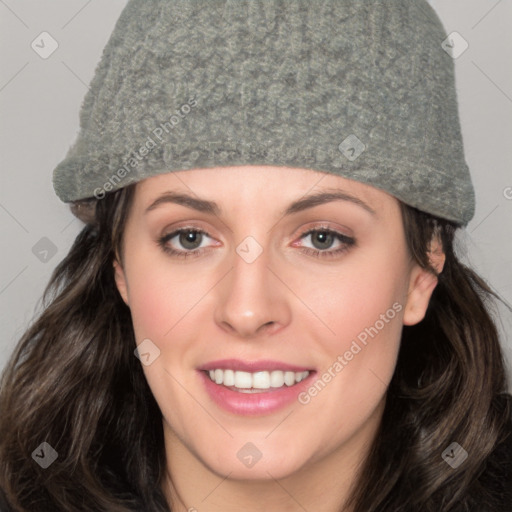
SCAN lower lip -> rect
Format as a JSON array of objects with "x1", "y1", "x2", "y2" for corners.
[{"x1": 198, "y1": 370, "x2": 315, "y2": 416}]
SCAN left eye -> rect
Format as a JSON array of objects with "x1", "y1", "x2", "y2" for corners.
[
  {"x1": 300, "y1": 229, "x2": 340, "y2": 250},
  {"x1": 295, "y1": 228, "x2": 356, "y2": 258}
]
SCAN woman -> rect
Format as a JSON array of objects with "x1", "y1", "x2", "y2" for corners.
[{"x1": 1, "y1": 0, "x2": 511, "y2": 511}]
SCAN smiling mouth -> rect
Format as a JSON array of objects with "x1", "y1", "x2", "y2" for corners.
[{"x1": 204, "y1": 369, "x2": 311, "y2": 393}]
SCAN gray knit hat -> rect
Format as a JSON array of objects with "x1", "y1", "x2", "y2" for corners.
[{"x1": 52, "y1": 0, "x2": 475, "y2": 225}]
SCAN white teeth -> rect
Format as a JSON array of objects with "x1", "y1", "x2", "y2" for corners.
[
  {"x1": 284, "y1": 371, "x2": 295, "y2": 386},
  {"x1": 270, "y1": 370, "x2": 285, "y2": 388},
  {"x1": 252, "y1": 371, "x2": 270, "y2": 389},
  {"x1": 223, "y1": 369, "x2": 235, "y2": 386},
  {"x1": 234, "y1": 371, "x2": 252, "y2": 388},
  {"x1": 206, "y1": 369, "x2": 310, "y2": 390}
]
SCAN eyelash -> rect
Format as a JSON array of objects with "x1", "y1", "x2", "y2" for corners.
[{"x1": 157, "y1": 226, "x2": 356, "y2": 260}]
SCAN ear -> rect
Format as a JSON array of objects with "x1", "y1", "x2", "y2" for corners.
[
  {"x1": 402, "y1": 236, "x2": 445, "y2": 326},
  {"x1": 113, "y1": 257, "x2": 130, "y2": 306}
]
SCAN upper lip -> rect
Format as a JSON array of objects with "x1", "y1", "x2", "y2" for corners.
[{"x1": 198, "y1": 359, "x2": 314, "y2": 373}]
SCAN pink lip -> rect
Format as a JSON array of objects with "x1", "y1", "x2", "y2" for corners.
[
  {"x1": 197, "y1": 367, "x2": 316, "y2": 416},
  {"x1": 198, "y1": 359, "x2": 313, "y2": 373}
]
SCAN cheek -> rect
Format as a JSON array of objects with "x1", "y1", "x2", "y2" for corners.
[
  {"x1": 127, "y1": 283, "x2": 171, "y2": 342},
  {"x1": 301, "y1": 248, "x2": 407, "y2": 349},
  {"x1": 123, "y1": 255, "x2": 210, "y2": 429},
  {"x1": 124, "y1": 253, "x2": 202, "y2": 342},
  {"x1": 295, "y1": 248, "x2": 407, "y2": 414}
]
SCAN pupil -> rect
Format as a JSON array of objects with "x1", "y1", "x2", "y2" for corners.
[
  {"x1": 180, "y1": 231, "x2": 201, "y2": 249},
  {"x1": 313, "y1": 231, "x2": 332, "y2": 250}
]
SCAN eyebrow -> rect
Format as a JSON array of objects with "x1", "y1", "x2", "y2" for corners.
[
  {"x1": 145, "y1": 192, "x2": 221, "y2": 216},
  {"x1": 283, "y1": 190, "x2": 376, "y2": 217},
  {"x1": 144, "y1": 189, "x2": 376, "y2": 217}
]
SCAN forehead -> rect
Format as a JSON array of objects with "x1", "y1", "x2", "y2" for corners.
[{"x1": 134, "y1": 165, "x2": 397, "y2": 214}]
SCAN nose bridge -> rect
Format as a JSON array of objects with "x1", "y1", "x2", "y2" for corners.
[{"x1": 214, "y1": 234, "x2": 290, "y2": 337}]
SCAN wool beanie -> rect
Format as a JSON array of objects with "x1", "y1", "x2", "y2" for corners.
[{"x1": 52, "y1": 0, "x2": 475, "y2": 225}]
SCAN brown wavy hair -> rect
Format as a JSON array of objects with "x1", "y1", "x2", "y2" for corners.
[{"x1": 0, "y1": 184, "x2": 510, "y2": 511}]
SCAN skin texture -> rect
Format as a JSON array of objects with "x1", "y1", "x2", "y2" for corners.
[{"x1": 113, "y1": 165, "x2": 445, "y2": 512}]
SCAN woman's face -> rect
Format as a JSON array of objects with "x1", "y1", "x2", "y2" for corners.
[{"x1": 114, "y1": 166, "x2": 439, "y2": 483}]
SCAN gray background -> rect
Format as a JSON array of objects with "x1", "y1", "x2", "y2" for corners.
[{"x1": 1, "y1": 1, "x2": 511, "y2": 391}]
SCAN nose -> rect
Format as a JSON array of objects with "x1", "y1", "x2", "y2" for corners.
[{"x1": 214, "y1": 243, "x2": 292, "y2": 339}]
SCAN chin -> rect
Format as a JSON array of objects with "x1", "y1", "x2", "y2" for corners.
[
  {"x1": 203, "y1": 452, "x2": 307, "y2": 482},
  {"x1": 184, "y1": 431, "x2": 310, "y2": 480}
]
